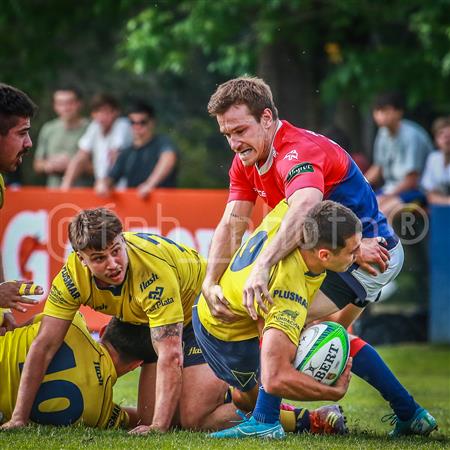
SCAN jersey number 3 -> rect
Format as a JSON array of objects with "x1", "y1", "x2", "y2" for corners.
[{"x1": 19, "y1": 342, "x2": 84, "y2": 425}]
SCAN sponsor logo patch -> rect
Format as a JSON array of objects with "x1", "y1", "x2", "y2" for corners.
[
  {"x1": 148, "y1": 297, "x2": 174, "y2": 312},
  {"x1": 48, "y1": 285, "x2": 69, "y2": 305},
  {"x1": 253, "y1": 187, "x2": 267, "y2": 198},
  {"x1": 284, "y1": 149, "x2": 298, "y2": 161},
  {"x1": 140, "y1": 273, "x2": 159, "y2": 292},
  {"x1": 286, "y1": 162, "x2": 314, "y2": 183},
  {"x1": 187, "y1": 346, "x2": 203, "y2": 356},
  {"x1": 273, "y1": 309, "x2": 302, "y2": 332},
  {"x1": 148, "y1": 286, "x2": 164, "y2": 300},
  {"x1": 61, "y1": 266, "x2": 81, "y2": 299},
  {"x1": 272, "y1": 289, "x2": 308, "y2": 308},
  {"x1": 93, "y1": 361, "x2": 103, "y2": 385}
]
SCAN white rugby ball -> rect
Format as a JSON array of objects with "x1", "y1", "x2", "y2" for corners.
[{"x1": 294, "y1": 321, "x2": 349, "y2": 385}]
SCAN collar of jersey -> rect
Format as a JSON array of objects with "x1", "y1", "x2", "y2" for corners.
[
  {"x1": 256, "y1": 119, "x2": 283, "y2": 176},
  {"x1": 296, "y1": 249, "x2": 325, "y2": 278}
]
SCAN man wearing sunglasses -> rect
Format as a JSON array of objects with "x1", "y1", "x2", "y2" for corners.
[{"x1": 100, "y1": 101, "x2": 178, "y2": 199}]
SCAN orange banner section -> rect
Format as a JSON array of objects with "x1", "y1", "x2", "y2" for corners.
[{"x1": 2, "y1": 187, "x2": 268, "y2": 330}]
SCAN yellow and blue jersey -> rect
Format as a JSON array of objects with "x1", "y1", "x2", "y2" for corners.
[
  {"x1": 197, "y1": 201, "x2": 326, "y2": 346},
  {"x1": 0, "y1": 312, "x2": 129, "y2": 428},
  {"x1": 44, "y1": 232, "x2": 206, "y2": 328}
]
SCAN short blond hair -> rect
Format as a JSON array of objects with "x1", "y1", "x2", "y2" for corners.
[{"x1": 207, "y1": 76, "x2": 278, "y2": 121}]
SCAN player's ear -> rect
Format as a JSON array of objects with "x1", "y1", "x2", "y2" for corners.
[
  {"x1": 317, "y1": 248, "x2": 331, "y2": 262},
  {"x1": 76, "y1": 251, "x2": 87, "y2": 266},
  {"x1": 261, "y1": 108, "x2": 273, "y2": 128}
]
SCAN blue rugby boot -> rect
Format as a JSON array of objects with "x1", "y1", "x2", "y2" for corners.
[
  {"x1": 209, "y1": 411, "x2": 285, "y2": 439},
  {"x1": 384, "y1": 407, "x2": 437, "y2": 437}
]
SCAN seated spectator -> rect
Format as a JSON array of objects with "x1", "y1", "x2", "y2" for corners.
[
  {"x1": 61, "y1": 93, "x2": 132, "y2": 194},
  {"x1": 33, "y1": 87, "x2": 91, "y2": 187},
  {"x1": 365, "y1": 92, "x2": 433, "y2": 220},
  {"x1": 97, "y1": 101, "x2": 178, "y2": 198},
  {"x1": 422, "y1": 116, "x2": 450, "y2": 205}
]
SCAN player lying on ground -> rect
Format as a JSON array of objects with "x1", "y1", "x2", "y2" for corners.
[
  {"x1": 1, "y1": 208, "x2": 238, "y2": 432},
  {"x1": 203, "y1": 76, "x2": 437, "y2": 437},
  {"x1": 193, "y1": 200, "x2": 357, "y2": 439},
  {"x1": 0, "y1": 312, "x2": 148, "y2": 428}
]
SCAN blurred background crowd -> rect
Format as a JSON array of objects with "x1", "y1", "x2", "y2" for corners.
[{"x1": 2, "y1": 1, "x2": 450, "y2": 342}]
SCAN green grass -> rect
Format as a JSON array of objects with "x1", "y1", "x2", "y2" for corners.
[{"x1": 1, "y1": 344, "x2": 449, "y2": 449}]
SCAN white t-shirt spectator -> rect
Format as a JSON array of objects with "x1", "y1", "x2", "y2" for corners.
[
  {"x1": 78, "y1": 117, "x2": 133, "y2": 180},
  {"x1": 421, "y1": 151, "x2": 450, "y2": 195},
  {"x1": 374, "y1": 119, "x2": 433, "y2": 193}
]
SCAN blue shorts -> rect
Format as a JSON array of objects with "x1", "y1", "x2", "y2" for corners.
[
  {"x1": 192, "y1": 305, "x2": 260, "y2": 392},
  {"x1": 183, "y1": 321, "x2": 205, "y2": 368}
]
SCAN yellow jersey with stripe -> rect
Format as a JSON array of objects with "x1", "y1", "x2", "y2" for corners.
[
  {"x1": 44, "y1": 232, "x2": 206, "y2": 327},
  {"x1": 0, "y1": 312, "x2": 129, "y2": 428},
  {"x1": 197, "y1": 201, "x2": 326, "y2": 346}
]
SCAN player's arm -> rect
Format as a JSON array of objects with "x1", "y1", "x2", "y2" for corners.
[
  {"x1": 202, "y1": 199, "x2": 254, "y2": 322},
  {"x1": 243, "y1": 188, "x2": 323, "y2": 319},
  {"x1": 427, "y1": 191, "x2": 450, "y2": 205},
  {"x1": 0, "y1": 316, "x2": 71, "y2": 429},
  {"x1": 137, "y1": 151, "x2": 177, "y2": 199},
  {"x1": 61, "y1": 149, "x2": 90, "y2": 189},
  {"x1": 122, "y1": 407, "x2": 139, "y2": 429},
  {"x1": 389, "y1": 171, "x2": 420, "y2": 195},
  {"x1": 131, "y1": 322, "x2": 183, "y2": 433},
  {"x1": 260, "y1": 327, "x2": 351, "y2": 401},
  {"x1": 364, "y1": 164, "x2": 383, "y2": 186}
]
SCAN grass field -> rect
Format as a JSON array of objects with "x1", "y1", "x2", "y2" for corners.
[{"x1": 1, "y1": 344, "x2": 449, "y2": 449}]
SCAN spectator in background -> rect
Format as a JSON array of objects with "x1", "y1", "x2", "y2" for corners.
[
  {"x1": 33, "y1": 87, "x2": 91, "y2": 187},
  {"x1": 365, "y1": 92, "x2": 433, "y2": 220},
  {"x1": 422, "y1": 116, "x2": 450, "y2": 205},
  {"x1": 97, "y1": 101, "x2": 178, "y2": 198},
  {"x1": 61, "y1": 93, "x2": 132, "y2": 194}
]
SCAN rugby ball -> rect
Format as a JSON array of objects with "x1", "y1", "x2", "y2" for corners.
[{"x1": 294, "y1": 321, "x2": 349, "y2": 385}]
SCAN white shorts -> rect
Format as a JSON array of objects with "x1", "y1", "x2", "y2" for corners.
[{"x1": 320, "y1": 240, "x2": 404, "y2": 308}]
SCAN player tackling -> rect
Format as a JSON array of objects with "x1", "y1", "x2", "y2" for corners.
[
  {"x1": 202, "y1": 76, "x2": 437, "y2": 437},
  {"x1": 194, "y1": 200, "x2": 357, "y2": 438}
]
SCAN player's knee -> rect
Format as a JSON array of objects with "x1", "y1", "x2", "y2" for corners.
[
  {"x1": 179, "y1": 409, "x2": 205, "y2": 430},
  {"x1": 261, "y1": 373, "x2": 282, "y2": 397}
]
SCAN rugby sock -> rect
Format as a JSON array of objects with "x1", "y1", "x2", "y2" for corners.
[
  {"x1": 350, "y1": 337, "x2": 418, "y2": 421},
  {"x1": 224, "y1": 387, "x2": 233, "y2": 404},
  {"x1": 279, "y1": 406, "x2": 310, "y2": 432},
  {"x1": 252, "y1": 386, "x2": 282, "y2": 423},
  {"x1": 279, "y1": 409, "x2": 297, "y2": 432}
]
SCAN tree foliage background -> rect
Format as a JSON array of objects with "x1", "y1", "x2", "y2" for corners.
[{"x1": 1, "y1": 0, "x2": 449, "y2": 187}]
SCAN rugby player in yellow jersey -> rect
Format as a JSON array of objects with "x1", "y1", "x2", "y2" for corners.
[
  {"x1": 0, "y1": 84, "x2": 43, "y2": 332},
  {"x1": 193, "y1": 200, "x2": 360, "y2": 439},
  {"x1": 2, "y1": 208, "x2": 239, "y2": 433},
  {"x1": 0, "y1": 312, "x2": 150, "y2": 428}
]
